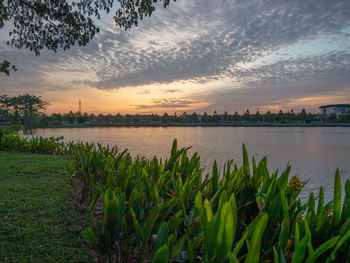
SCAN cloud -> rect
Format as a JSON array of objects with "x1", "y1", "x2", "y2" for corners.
[
  {"x1": 137, "y1": 89, "x2": 152, "y2": 95},
  {"x1": 137, "y1": 88, "x2": 182, "y2": 95},
  {"x1": 161, "y1": 88, "x2": 182, "y2": 94},
  {"x1": 87, "y1": 0, "x2": 350, "y2": 89},
  {"x1": 233, "y1": 50, "x2": 350, "y2": 86},
  {"x1": 1, "y1": 0, "x2": 350, "y2": 112},
  {"x1": 132, "y1": 98, "x2": 198, "y2": 110}
]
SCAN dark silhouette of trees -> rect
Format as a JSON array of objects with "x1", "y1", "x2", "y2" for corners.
[
  {"x1": 2, "y1": 94, "x2": 348, "y2": 127},
  {"x1": 0, "y1": 0, "x2": 176, "y2": 74},
  {"x1": 254, "y1": 110, "x2": 262, "y2": 122},
  {"x1": 243, "y1": 109, "x2": 250, "y2": 122},
  {"x1": 0, "y1": 60, "x2": 17, "y2": 75},
  {"x1": 0, "y1": 93, "x2": 49, "y2": 127}
]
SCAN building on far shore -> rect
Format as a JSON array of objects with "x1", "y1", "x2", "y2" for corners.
[{"x1": 319, "y1": 104, "x2": 350, "y2": 117}]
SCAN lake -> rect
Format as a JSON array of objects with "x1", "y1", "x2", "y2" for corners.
[{"x1": 24, "y1": 126, "x2": 350, "y2": 201}]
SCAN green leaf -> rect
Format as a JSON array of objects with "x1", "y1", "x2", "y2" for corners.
[
  {"x1": 81, "y1": 227, "x2": 96, "y2": 245},
  {"x1": 194, "y1": 191, "x2": 203, "y2": 218},
  {"x1": 155, "y1": 222, "x2": 169, "y2": 252},
  {"x1": 158, "y1": 199, "x2": 176, "y2": 224},
  {"x1": 168, "y1": 211, "x2": 184, "y2": 232},
  {"x1": 212, "y1": 160, "x2": 219, "y2": 194},
  {"x1": 305, "y1": 236, "x2": 340, "y2": 263},
  {"x1": 278, "y1": 216, "x2": 290, "y2": 250},
  {"x1": 242, "y1": 143, "x2": 250, "y2": 177},
  {"x1": 192, "y1": 232, "x2": 204, "y2": 249},
  {"x1": 273, "y1": 246, "x2": 279, "y2": 263},
  {"x1": 308, "y1": 192, "x2": 315, "y2": 215},
  {"x1": 292, "y1": 221, "x2": 311, "y2": 263},
  {"x1": 129, "y1": 208, "x2": 142, "y2": 238},
  {"x1": 217, "y1": 190, "x2": 228, "y2": 212},
  {"x1": 245, "y1": 214, "x2": 264, "y2": 239},
  {"x1": 229, "y1": 193, "x2": 237, "y2": 241},
  {"x1": 143, "y1": 170, "x2": 152, "y2": 200},
  {"x1": 202, "y1": 199, "x2": 216, "y2": 261},
  {"x1": 186, "y1": 231, "x2": 195, "y2": 263},
  {"x1": 327, "y1": 230, "x2": 350, "y2": 262},
  {"x1": 333, "y1": 168, "x2": 342, "y2": 226},
  {"x1": 216, "y1": 202, "x2": 235, "y2": 262},
  {"x1": 203, "y1": 198, "x2": 213, "y2": 225},
  {"x1": 142, "y1": 206, "x2": 160, "y2": 244},
  {"x1": 277, "y1": 164, "x2": 291, "y2": 192},
  {"x1": 175, "y1": 174, "x2": 184, "y2": 202},
  {"x1": 230, "y1": 254, "x2": 239, "y2": 263},
  {"x1": 244, "y1": 213, "x2": 268, "y2": 263},
  {"x1": 280, "y1": 191, "x2": 289, "y2": 218},
  {"x1": 171, "y1": 139, "x2": 177, "y2": 157},
  {"x1": 232, "y1": 231, "x2": 248, "y2": 256},
  {"x1": 317, "y1": 186, "x2": 324, "y2": 215},
  {"x1": 169, "y1": 235, "x2": 185, "y2": 259},
  {"x1": 279, "y1": 247, "x2": 288, "y2": 263},
  {"x1": 152, "y1": 245, "x2": 169, "y2": 263},
  {"x1": 342, "y1": 180, "x2": 350, "y2": 222},
  {"x1": 103, "y1": 189, "x2": 120, "y2": 236}
]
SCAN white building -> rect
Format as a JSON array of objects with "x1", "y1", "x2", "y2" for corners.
[{"x1": 319, "y1": 104, "x2": 350, "y2": 117}]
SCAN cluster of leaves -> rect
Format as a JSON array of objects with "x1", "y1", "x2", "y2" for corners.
[
  {"x1": 0, "y1": 0, "x2": 176, "y2": 75},
  {"x1": 1, "y1": 130, "x2": 349, "y2": 262},
  {"x1": 0, "y1": 128, "x2": 94, "y2": 155},
  {"x1": 0, "y1": 60, "x2": 17, "y2": 75},
  {"x1": 66, "y1": 139, "x2": 350, "y2": 262},
  {"x1": 0, "y1": 0, "x2": 175, "y2": 56}
]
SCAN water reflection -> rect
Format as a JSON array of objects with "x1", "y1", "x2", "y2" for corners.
[{"x1": 23, "y1": 126, "x2": 350, "y2": 202}]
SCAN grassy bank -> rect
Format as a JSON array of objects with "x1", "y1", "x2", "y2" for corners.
[{"x1": 0, "y1": 152, "x2": 91, "y2": 262}]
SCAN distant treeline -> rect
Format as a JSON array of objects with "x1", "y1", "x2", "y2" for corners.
[
  {"x1": 38, "y1": 109, "x2": 349, "y2": 127},
  {"x1": 1, "y1": 94, "x2": 349, "y2": 128}
]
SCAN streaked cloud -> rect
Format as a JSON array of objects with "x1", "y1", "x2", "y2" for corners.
[
  {"x1": 133, "y1": 98, "x2": 199, "y2": 110},
  {"x1": 1, "y1": 0, "x2": 350, "y2": 113}
]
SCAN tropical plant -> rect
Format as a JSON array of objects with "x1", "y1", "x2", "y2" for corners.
[
  {"x1": 1, "y1": 130, "x2": 349, "y2": 262},
  {"x1": 71, "y1": 140, "x2": 350, "y2": 262}
]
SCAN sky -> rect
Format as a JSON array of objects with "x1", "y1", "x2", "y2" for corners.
[{"x1": 1, "y1": 0, "x2": 350, "y2": 115}]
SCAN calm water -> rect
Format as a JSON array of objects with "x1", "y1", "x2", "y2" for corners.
[{"x1": 25, "y1": 126, "x2": 350, "y2": 201}]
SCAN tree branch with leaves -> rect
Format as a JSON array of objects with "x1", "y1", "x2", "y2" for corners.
[{"x1": 0, "y1": 0, "x2": 176, "y2": 75}]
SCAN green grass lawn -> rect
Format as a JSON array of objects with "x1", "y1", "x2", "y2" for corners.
[{"x1": 0, "y1": 152, "x2": 91, "y2": 262}]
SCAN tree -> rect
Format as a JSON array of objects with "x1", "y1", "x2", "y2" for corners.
[
  {"x1": 243, "y1": 109, "x2": 250, "y2": 122},
  {"x1": 255, "y1": 110, "x2": 262, "y2": 122},
  {"x1": 231, "y1": 111, "x2": 239, "y2": 122},
  {"x1": 0, "y1": 0, "x2": 176, "y2": 74},
  {"x1": 180, "y1": 112, "x2": 188, "y2": 123},
  {"x1": 162, "y1": 112, "x2": 170, "y2": 123},
  {"x1": 0, "y1": 93, "x2": 49, "y2": 127},
  {"x1": 339, "y1": 113, "x2": 350, "y2": 123},
  {"x1": 264, "y1": 110, "x2": 273, "y2": 123},
  {"x1": 298, "y1": 108, "x2": 308, "y2": 122},
  {"x1": 0, "y1": 95, "x2": 11, "y2": 120},
  {"x1": 202, "y1": 112, "x2": 209, "y2": 123},
  {"x1": 191, "y1": 112, "x2": 199, "y2": 123},
  {"x1": 328, "y1": 113, "x2": 338, "y2": 123}
]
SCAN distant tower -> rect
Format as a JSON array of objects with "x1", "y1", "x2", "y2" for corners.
[{"x1": 79, "y1": 99, "x2": 81, "y2": 113}]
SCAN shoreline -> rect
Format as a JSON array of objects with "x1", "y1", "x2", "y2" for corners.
[
  {"x1": 3, "y1": 123, "x2": 350, "y2": 129},
  {"x1": 44, "y1": 123, "x2": 350, "y2": 128}
]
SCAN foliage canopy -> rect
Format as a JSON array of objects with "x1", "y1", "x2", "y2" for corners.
[
  {"x1": 0, "y1": 0, "x2": 176, "y2": 74},
  {"x1": 0, "y1": 93, "x2": 49, "y2": 127}
]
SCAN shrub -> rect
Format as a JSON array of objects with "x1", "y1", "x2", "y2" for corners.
[{"x1": 1, "y1": 129, "x2": 349, "y2": 262}]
